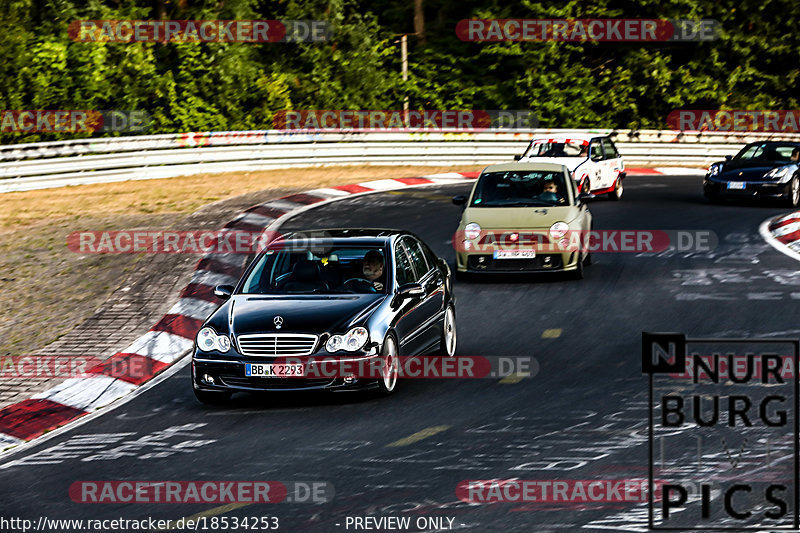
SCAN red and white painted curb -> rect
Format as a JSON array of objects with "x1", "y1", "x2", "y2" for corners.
[
  {"x1": 760, "y1": 211, "x2": 800, "y2": 262},
  {"x1": 0, "y1": 171, "x2": 481, "y2": 451}
]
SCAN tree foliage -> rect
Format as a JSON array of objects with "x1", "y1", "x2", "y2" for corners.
[{"x1": 0, "y1": 0, "x2": 797, "y2": 142}]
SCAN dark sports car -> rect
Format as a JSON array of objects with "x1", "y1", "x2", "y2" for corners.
[
  {"x1": 703, "y1": 141, "x2": 800, "y2": 206},
  {"x1": 191, "y1": 229, "x2": 456, "y2": 403}
]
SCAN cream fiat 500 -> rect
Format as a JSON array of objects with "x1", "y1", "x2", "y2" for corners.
[{"x1": 452, "y1": 162, "x2": 593, "y2": 279}]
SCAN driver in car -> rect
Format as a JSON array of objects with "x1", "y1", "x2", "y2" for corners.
[
  {"x1": 541, "y1": 179, "x2": 565, "y2": 204},
  {"x1": 791, "y1": 148, "x2": 799, "y2": 163},
  {"x1": 362, "y1": 250, "x2": 385, "y2": 291}
]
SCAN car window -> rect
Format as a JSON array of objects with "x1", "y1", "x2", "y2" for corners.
[
  {"x1": 589, "y1": 141, "x2": 604, "y2": 161},
  {"x1": 394, "y1": 242, "x2": 416, "y2": 285},
  {"x1": 402, "y1": 237, "x2": 430, "y2": 280},
  {"x1": 601, "y1": 138, "x2": 619, "y2": 159},
  {"x1": 470, "y1": 170, "x2": 568, "y2": 207},
  {"x1": 240, "y1": 246, "x2": 388, "y2": 294},
  {"x1": 528, "y1": 140, "x2": 586, "y2": 158},
  {"x1": 419, "y1": 240, "x2": 439, "y2": 269},
  {"x1": 735, "y1": 144, "x2": 764, "y2": 160}
]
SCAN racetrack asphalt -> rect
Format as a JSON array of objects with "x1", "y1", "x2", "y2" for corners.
[{"x1": 1, "y1": 175, "x2": 799, "y2": 532}]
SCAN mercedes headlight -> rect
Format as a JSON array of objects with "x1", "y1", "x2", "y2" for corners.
[
  {"x1": 464, "y1": 222, "x2": 481, "y2": 240},
  {"x1": 708, "y1": 163, "x2": 721, "y2": 176},
  {"x1": 326, "y1": 327, "x2": 369, "y2": 353},
  {"x1": 549, "y1": 221, "x2": 569, "y2": 240},
  {"x1": 764, "y1": 167, "x2": 790, "y2": 181},
  {"x1": 196, "y1": 327, "x2": 231, "y2": 352}
]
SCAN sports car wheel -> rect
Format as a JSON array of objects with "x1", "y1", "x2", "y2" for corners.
[
  {"x1": 437, "y1": 305, "x2": 457, "y2": 357},
  {"x1": 377, "y1": 335, "x2": 399, "y2": 396},
  {"x1": 788, "y1": 176, "x2": 800, "y2": 207},
  {"x1": 193, "y1": 389, "x2": 231, "y2": 405},
  {"x1": 609, "y1": 177, "x2": 623, "y2": 201}
]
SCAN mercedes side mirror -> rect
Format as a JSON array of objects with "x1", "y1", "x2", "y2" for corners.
[
  {"x1": 214, "y1": 285, "x2": 234, "y2": 300},
  {"x1": 397, "y1": 283, "x2": 424, "y2": 298},
  {"x1": 392, "y1": 283, "x2": 424, "y2": 309},
  {"x1": 513, "y1": 154, "x2": 523, "y2": 161}
]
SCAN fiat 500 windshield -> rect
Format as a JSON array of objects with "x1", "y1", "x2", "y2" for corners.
[
  {"x1": 240, "y1": 246, "x2": 388, "y2": 295},
  {"x1": 470, "y1": 170, "x2": 569, "y2": 207}
]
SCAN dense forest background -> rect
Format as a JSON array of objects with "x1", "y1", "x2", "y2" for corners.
[{"x1": 0, "y1": 0, "x2": 798, "y2": 142}]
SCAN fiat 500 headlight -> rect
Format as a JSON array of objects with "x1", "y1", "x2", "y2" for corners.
[
  {"x1": 464, "y1": 222, "x2": 481, "y2": 240},
  {"x1": 326, "y1": 327, "x2": 369, "y2": 353},
  {"x1": 196, "y1": 327, "x2": 231, "y2": 352},
  {"x1": 549, "y1": 221, "x2": 569, "y2": 240}
]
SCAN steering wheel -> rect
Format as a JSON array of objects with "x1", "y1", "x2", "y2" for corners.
[{"x1": 341, "y1": 278, "x2": 377, "y2": 293}]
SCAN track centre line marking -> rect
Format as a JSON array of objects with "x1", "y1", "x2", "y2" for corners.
[
  {"x1": 160, "y1": 503, "x2": 252, "y2": 531},
  {"x1": 385, "y1": 425, "x2": 451, "y2": 447},
  {"x1": 541, "y1": 328, "x2": 562, "y2": 338}
]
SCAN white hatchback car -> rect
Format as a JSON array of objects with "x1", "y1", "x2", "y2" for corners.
[{"x1": 515, "y1": 134, "x2": 626, "y2": 200}]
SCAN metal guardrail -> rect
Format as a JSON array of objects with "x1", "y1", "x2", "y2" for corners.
[{"x1": 2, "y1": 129, "x2": 800, "y2": 192}]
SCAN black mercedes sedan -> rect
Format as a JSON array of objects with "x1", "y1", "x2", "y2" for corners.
[
  {"x1": 191, "y1": 229, "x2": 456, "y2": 403},
  {"x1": 703, "y1": 141, "x2": 800, "y2": 206}
]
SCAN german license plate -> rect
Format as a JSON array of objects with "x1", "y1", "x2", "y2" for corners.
[
  {"x1": 727, "y1": 181, "x2": 746, "y2": 190},
  {"x1": 493, "y1": 250, "x2": 536, "y2": 259},
  {"x1": 245, "y1": 363, "x2": 304, "y2": 377}
]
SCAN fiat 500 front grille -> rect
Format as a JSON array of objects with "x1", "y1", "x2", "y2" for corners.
[{"x1": 236, "y1": 334, "x2": 318, "y2": 357}]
